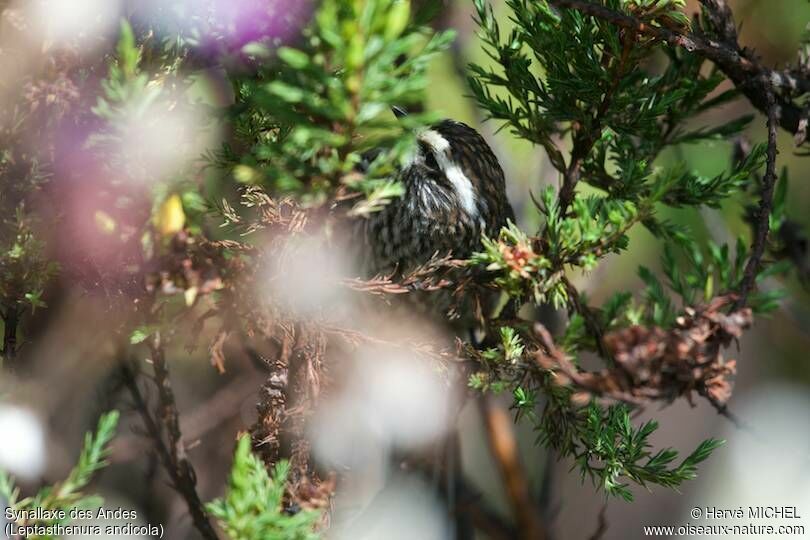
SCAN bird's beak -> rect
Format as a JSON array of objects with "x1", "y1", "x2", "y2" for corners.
[{"x1": 391, "y1": 106, "x2": 408, "y2": 119}]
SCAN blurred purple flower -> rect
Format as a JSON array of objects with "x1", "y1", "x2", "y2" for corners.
[
  {"x1": 135, "y1": 0, "x2": 313, "y2": 60},
  {"x1": 46, "y1": 119, "x2": 151, "y2": 291}
]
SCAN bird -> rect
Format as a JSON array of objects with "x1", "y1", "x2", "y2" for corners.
[
  {"x1": 348, "y1": 110, "x2": 515, "y2": 538},
  {"x1": 355, "y1": 109, "x2": 515, "y2": 327}
]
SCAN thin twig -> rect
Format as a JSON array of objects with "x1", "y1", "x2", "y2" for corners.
[
  {"x1": 701, "y1": 199, "x2": 810, "y2": 342},
  {"x1": 122, "y1": 341, "x2": 219, "y2": 540},
  {"x1": 733, "y1": 85, "x2": 779, "y2": 310},
  {"x1": 1, "y1": 305, "x2": 19, "y2": 368},
  {"x1": 588, "y1": 503, "x2": 609, "y2": 540},
  {"x1": 703, "y1": 392, "x2": 748, "y2": 431},
  {"x1": 548, "y1": 0, "x2": 808, "y2": 135},
  {"x1": 561, "y1": 276, "x2": 609, "y2": 360},
  {"x1": 479, "y1": 394, "x2": 547, "y2": 540},
  {"x1": 320, "y1": 323, "x2": 459, "y2": 363},
  {"x1": 559, "y1": 27, "x2": 634, "y2": 215},
  {"x1": 120, "y1": 361, "x2": 177, "y2": 467},
  {"x1": 341, "y1": 256, "x2": 465, "y2": 296}
]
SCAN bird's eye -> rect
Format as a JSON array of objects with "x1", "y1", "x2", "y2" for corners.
[
  {"x1": 424, "y1": 151, "x2": 439, "y2": 170},
  {"x1": 419, "y1": 143, "x2": 440, "y2": 170}
]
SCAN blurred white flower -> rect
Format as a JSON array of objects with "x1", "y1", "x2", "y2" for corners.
[
  {"x1": 116, "y1": 98, "x2": 219, "y2": 185},
  {"x1": 309, "y1": 394, "x2": 386, "y2": 472},
  {"x1": 22, "y1": 0, "x2": 121, "y2": 49},
  {"x1": 691, "y1": 382, "x2": 810, "y2": 528},
  {"x1": 362, "y1": 354, "x2": 450, "y2": 446},
  {"x1": 310, "y1": 351, "x2": 450, "y2": 469},
  {"x1": 332, "y1": 474, "x2": 449, "y2": 540},
  {"x1": 0, "y1": 405, "x2": 47, "y2": 481},
  {"x1": 727, "y1": 383, "x2": 810, "y2": 502},
  {"x1": 262, "y1": 237, "x2": 353, "y2": 320}
]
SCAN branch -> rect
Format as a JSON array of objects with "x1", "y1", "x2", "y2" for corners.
[
  {"x1": 121, "y1": 341, "x2": 218, "y2": 540},
  {"x1": 249, "y1": 321, "x2": 331, "y2": 511},
  {"x1": 733, "y1": 86, "x2": 779, "y2": 310},
  {"x1": 321, "y1": 323, "x2": 459, "y2": 363},
  {"x1": 588, "y1": 503, "x2": 608, "y2": 540},
  {"x1": 548, "y1": 0, "x2": 807, "y2": 135},
  {"x1": 251, "y1": 325, "x2": 293, "y2": 467},
  {"x1": 1, "y1": 305, "x2": 19, "y2": 369},
  {"x1": 549, "y1": 0, "x2": 784, "y2": 311},
  {"x1": 547, "y1": 1, "x2": 749, "y2": 68},
  {"x1": 340, "y1": 256, "x2": 464, "y2": 296},
  {"x1": 559, "y1": 25, "x2": 634, "y2": 215},
  {"x1": 533, "y1": 295, "x2": 752, "y2": 410},
  {"x1": 479, "y1": 394, "x2": 548, "y2": 540},
  {"x1": 562, "y1": 276, "x2": 610, "y2": 360}
]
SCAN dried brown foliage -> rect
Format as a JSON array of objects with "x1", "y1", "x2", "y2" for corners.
[{"x1": 535, "y1": 296, "x2": 752, "y2": 408}]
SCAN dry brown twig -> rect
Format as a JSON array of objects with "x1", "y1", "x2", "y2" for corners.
[
  {"x1": 534, "y1": 296, "x2": 752, "y2": 411},
  {"x1": 221, "y1": 186, "x2": 310, "y2": 235},
  {"x1": 734, "y1": 84, "x2": 779, "y2": 310},
  {"x1": 479, "y1": 395, "x2": 549, "y2": 540},
  {"x1": 119, "y1": 350, "x2": 218, "y2": 540},
  {"x1": 249, "y1": 321, "x2": 334, "y2": 513},
  {"x1": 340, "y1": 256, "x2": 465, "y2": 296},
  {"x1": 319, "y1": 323, "x2": 462, "y2": 364},
  {"x1": 588, "y1": 503, "x2": 609, "y2": 540}
]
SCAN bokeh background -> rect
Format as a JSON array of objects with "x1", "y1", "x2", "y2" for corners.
[{"x1": 0, "y1": 0, "x2": 809, "y2": 539}]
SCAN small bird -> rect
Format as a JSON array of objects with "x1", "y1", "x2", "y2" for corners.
[
  {"x1": 352, "y1": 111, "x2": 515, "y2": 537},
  {"x1": 358, "y1": 112, "x2": 515, "y2": 304}
]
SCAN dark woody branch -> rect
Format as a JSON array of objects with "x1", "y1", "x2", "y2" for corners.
[
  {"x1": 548, "y1": 0, "x2": 809, "y2": 136},
  {"x1": 734, "y1": 87, "x2": 779, "y2": 310},
  {"x1": 120, "y1": 344, "x2": 218, "y2": 540},
  {"x1": 1, "y1": 305, "x2": 19, "y2": 368},
  {"x1": 560, "y1": 26, "x2": 635, "y2": 215},
  {"x1": 533, "y1": 294, "x2": 752, "y2": 412},
  {"x1": 548, "y1": 0, "x2": 784, "y2": 311}
]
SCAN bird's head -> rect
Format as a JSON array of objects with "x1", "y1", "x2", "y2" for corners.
[{"x1": 403, "y1": 118, "x2": 510, "y2": 228}]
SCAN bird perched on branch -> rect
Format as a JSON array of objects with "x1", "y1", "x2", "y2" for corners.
[
  {"x1": 355, "y1": 108, "x2": 514, "y2": 327},
  {"x1": 351, "y1": 109, "x2": 515, "y2": 537}
]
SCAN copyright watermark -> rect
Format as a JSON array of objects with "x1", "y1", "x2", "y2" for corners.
[{"x1": 644, "y1": 506, "x2": 806, "y2": 537}]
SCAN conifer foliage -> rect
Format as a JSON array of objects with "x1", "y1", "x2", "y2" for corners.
[{"x1": 1, "y1": 1, "x2": 808, "y2": 538}]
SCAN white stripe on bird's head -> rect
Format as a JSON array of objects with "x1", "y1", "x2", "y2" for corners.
[
  {"x1": 419, "y1": 128, "x2": 451, "y2": 153},
  {"x1": 418, "y1": 129, "x2": 478, "y2": 218}
]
